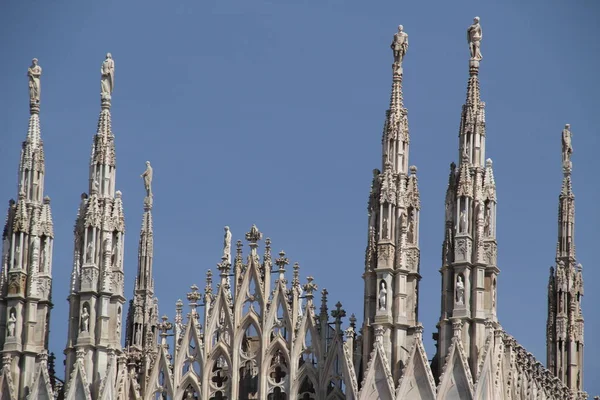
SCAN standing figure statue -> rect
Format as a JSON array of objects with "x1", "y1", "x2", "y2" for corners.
[
  {"x1": 459, "y1": 210, "x2": 468, "y2": 233},
  {"x1": 80, "y1": 306, "x2": 90, "y2": 333},
  {"x1": 7, "y1": 311, "x2": 17, "y2": 337},
  {"x1": 467, "y1": 17, "x2": 483, "y2": 61},
  {"x1": 561, "y1": 124, "x2": 573, "y2": 168},
  {"x1": 378, "y1": 280, "x2": 387, "y2": 311},
  {"x1": 223, "y1": 226, "x2": 232, "y2": 264},
  {"x1": 456, "y1": 275, "x2": 465, "y2": 305},
  {"x1": 141, "y1": 161, "x2": 153, "y2": 197},
  {"x1": 100, "y1": 53, "x2": 115, "y2": 99},
  {"x1": 28, "y1": 58, "x2": 42, "y2": 104},
  {"x1": 391, "y1": 25, "x2": 409, "y2": 65}
]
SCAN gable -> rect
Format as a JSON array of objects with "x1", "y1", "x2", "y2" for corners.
[
  {"x1": 436, "y1": 341, "x2": 473, "y2": 400},
  {"x1": 358, "y1": 342, "x2": 395, "y2": 400},
  {"x1": 395, "y1": 333, "x2": 436, "y2": 400},
  {"x1": 27, "y1": 358, "x2": 54, "y2": 400}
]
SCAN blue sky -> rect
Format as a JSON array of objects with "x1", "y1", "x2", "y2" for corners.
[{"x1": 1, "y1": 0, "x2": 598, "y2": 394}]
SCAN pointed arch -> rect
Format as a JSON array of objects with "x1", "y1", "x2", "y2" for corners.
[
  {"x1": 206, "y1": 348, "x2": 232, "y2": 400},
  {"x1": 264, "y1": 338, "x2": 291, "y2": 399},
  {"x1": 295, "y1": 372, "x2": 318, "y2": 400},
  {"x1": 293, "y1": 310, "x2": 321, "y2": 371},
  {"x1": 175, "y1": 374, "x2": 202, "y2": 400},
  {"x1": 265, "y1": 284, "x2": 293, "y2": 344},
  {"x1": 235, "y1": 260, "x2": 265, "y2": 319},
  {"x1": 205, "y1": 288, "x2": 234, "y2": 353},
  {"x1": 175, "y1": 317, "x2": 204, "y2": 385},
  {"x1": 145, "y1": 347, "x2": 175, "y2": 400},
  {"x1": 236, "y1": 316, "x2": 261, "y2": 400}
]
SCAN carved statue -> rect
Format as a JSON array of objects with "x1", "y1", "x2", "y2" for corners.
[
  {"x1": 80, "y1": 306, "x2": 90, "y2": 332},
  {"x1": 223, "y1": 226, "x2": 232, "y2": 264},
  {"x1": 116, "y1": 314, "x2": 121, "y2": 337},
  {"x1": 27, "y1": 58, "x2": 42, "y2": 104},
  {"x1": 86, "y1": 241, "x2": 94, "y2": 263},
  {"x1": 459, "y1": 210, "x2": 467, "y2": 233},
  {"x1": 467, "y1": 17, "x2": 483, "y2": 61},
  {"x1": 382, "y1": 217, "x2": 389, "y2": 239},
  {"x1": 135, "y1": 325, "x2": 142, "y2": 345},
  {"x1": 456, "y1": 275, "x2": 465, "y2": 305},
  {"x1": 13, "y1": 245, "x2": 20, "y2": 268},
  {"x1": 140, "y1": 161, "x2": 153, "y2": 197},
  {"x1": 407, "y1": 210, "x2": 415, "y2": 243},
  {"x1": 484, "y1": 212, "x2": 491, "y2": 236},
  {"x1": 7, "y1": 311, "x2": 16, "y2": 337},
  {"x1": 100, "y1": 53, "x2": 115, "y2": 98},
  {"x1": 378, "y1": 280, "x2": 387, "y2": 311},
  {"x1": 391, "y1": 25, "x2": 409, "y2": 64},
  {"x1": 561, "y1": 124, "x2": 573, "y2": 168}
]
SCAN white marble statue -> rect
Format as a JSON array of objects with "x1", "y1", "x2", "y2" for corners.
[
  {"x1": 141, "y1": 161, "x2": 153, "y2": 197},
  {"x1": 562, "y1": 124, "x2": 573, "y2": 168},
  {"x1": 456, "y1": 275, "x2": 465, "y2": 305},
  {"x1": 459, "y1": 210, "x2": 467, "y2": 233},
  {"x1": 86, "y1": 241, "x2": 94, "y2": 263},
  {"x1": 7, "y1": 311, "x2": 17, "y2": 337},
  {"x1": 223, "y1": 226, "x2": 232, "y2": 264},
  {"x1": 13, "y1": 245, "x2": 21, "y2": 268},
  {"x1": 467, "y1": 17, "x2": 483, "y2": 61},
  {"x1": 391, "y1": 25, "x2": 409, "y2": 64},
  {"x1": 101, "y1": 53, "x2": 115, "y2": 98},
  {"x1": 378, "y1": 280, "x2": 387, "y2": 311},
  {"x1": 27, "y1": 58, "x2": 42, "y2": 104},
  {"x1": 81, "y1": 306, "x2": 90, "y2": 332}
]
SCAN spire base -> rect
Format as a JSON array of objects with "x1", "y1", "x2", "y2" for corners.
[
  {"x1": 469, "y1": 60, "x2": 480, "y2": 75},
  {"x1": 101, "y1": 96, "x2": 112, "y2": 110},
  {"x1": 29, "y1": 101, "x2": 40, "y2": 115}
]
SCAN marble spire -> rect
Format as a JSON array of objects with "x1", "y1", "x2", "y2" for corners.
[
  {"x1": 64, "y1": 53, "x2": 126, "y2": 397},
  {"x1": 361, "y1": 24, "x2": 422, "y2": 382},
  {"x1": 433, "y1": 16, "x2": 499, "y2": 381},
  {"x1": 547, "y1": 124, "x2": 584, "y2": 393},
  {"x1": 124, "y1": 164, "x2": 159, "y2": 393},
  {"x1": 0, "y1": 58, "x2": 55, "y2": 398}
]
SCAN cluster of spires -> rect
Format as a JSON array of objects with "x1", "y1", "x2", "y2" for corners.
[{"x1": 0, "y1": 15, "x2": 589, "y2": 399}]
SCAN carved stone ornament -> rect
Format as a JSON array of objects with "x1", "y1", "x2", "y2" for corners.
[{"x1": 467, "y1": 17, "x2": 483, "y2": 61}]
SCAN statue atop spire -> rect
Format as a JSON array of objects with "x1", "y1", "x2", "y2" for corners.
[
  {"x1": 27, "y1": 58, "x2": 42, "y2": 113},
  {"x1": 100, "y1": 53, "x2": 115, "y2": 100},
  {"x1": 141, "y1": 161, "x2": 153, "y2": 198},
  {"x1": 467, "y1": 17, "x2": 483, "y2": 61},
  {"x1": 391, "y1": 25, "x2": 408, "y2": 65},
  {"x1": 561, "y1": 124, "x2": 573, "y2": 171}
]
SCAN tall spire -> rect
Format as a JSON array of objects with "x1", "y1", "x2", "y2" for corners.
[
  {"x1": 125, "y1": 162, "x2": 159, "y2": 393},
  {"x1": 362, "y1": 24, "x2": 422, "y2": 382},
  {"x1": 433, "y1": 17, "x2": 498, "y2": 381},
  {"x1": 546, "y1": 124, "x2": 584, "y2": 394},
  {"x1": 0, "y1": 58, "x2": 55, "y2": 398},
  {"x1": 64, "y1": 53, "x2": 125, "y2": 397}
]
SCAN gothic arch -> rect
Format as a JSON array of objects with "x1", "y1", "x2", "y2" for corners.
[{"x1": 175, "y1": 375, "x2": 202, "y2": 400}]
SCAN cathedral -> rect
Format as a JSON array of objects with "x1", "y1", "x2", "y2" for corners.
[{"x1": 0, "y1": 17, "x2": 590, "y2": 400}]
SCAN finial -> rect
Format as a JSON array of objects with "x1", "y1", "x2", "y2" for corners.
[
  {"x1": 157, "y1": 315, "x2": 173, "y2": 346},
  {"x1": 245, "y1": 224, "x2": 262, "y2": 246},
  {"x1": 100, "y1": 53, "x2": 115, "y2": 108},
  {"x1": 561, "y1": 124, "x2": 573, "y2": 173},
  {"x1": 391, "y1": 24, "x2": 409, "y2": 74},
  {"x1": 349, "y1": 313, "x2": 357, "y2": 329},
  {"x1": 485, "y1": 158, "x2": 493, "y2": 168},
  {"x1": 302, "y1": 276, "x2": 317, "y2": 300},
  {"x1": 43, "y1": 195, "x2": 51, "y2": 204},
  {"x1": 292, "y1": 262, "x2": 300, "y2": 288},
  {"x1": 187, "y1": 284, "x2": 200, "y2": 312},
  {"x1": 205, "y1": 269, "x2": 213, "y2": 295},
  {"x1": 27, "y1": 58, "x2": 42, "y2": 113},
  {"x1": 320, "y1": 288, "x2": 329, "y2": 316},
  {"x1": 76, "y1": 348, "x2": 86, "y2": 361},
  {"x1": 409, "y1": 165, "x2": 417, "y2": 174},
  {"x1": 331, "y1": 301, "x2": 346, "y2": 330}
]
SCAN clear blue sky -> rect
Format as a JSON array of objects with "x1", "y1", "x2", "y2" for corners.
[{"x1": 1, "y1": 0, "x2": 598, "y2": 394}]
